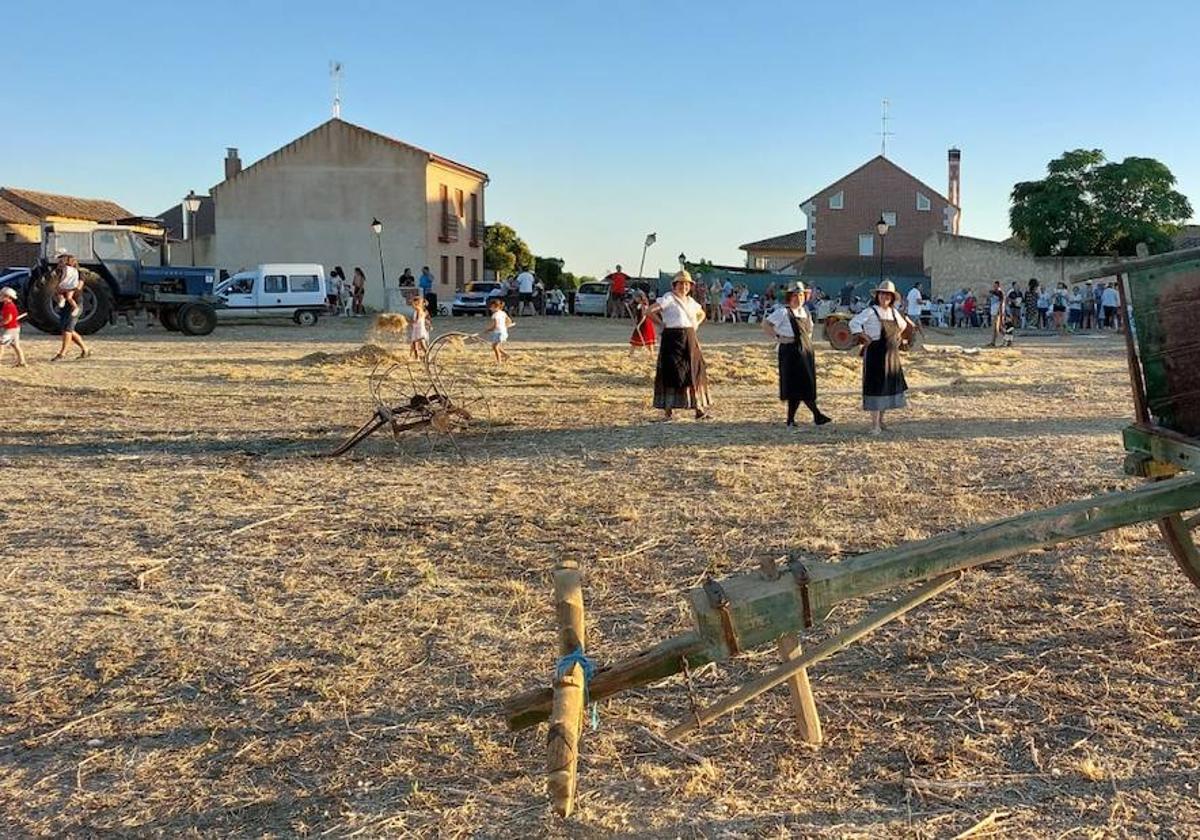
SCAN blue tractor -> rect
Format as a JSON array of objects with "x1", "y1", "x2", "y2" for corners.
[{"x1": 21, "y1": 218, "x2": 221, "y2": 336}]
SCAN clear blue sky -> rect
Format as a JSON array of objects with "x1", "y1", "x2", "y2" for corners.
[{"x1": 6, "y1": 1, "x2": 1198, "y2": 278}]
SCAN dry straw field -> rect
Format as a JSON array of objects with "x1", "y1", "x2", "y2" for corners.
[{"x1": 3, "y1": 315, "x2": 1200, "y2": 838}]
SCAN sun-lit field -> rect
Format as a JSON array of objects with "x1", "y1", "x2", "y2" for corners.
[{"x1": 3, "y1": 314, "x2": 1199, "y2": 838}]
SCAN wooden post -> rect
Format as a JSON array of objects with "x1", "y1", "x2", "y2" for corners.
[
  {"x1": 547, "y1": 559, "x2": 585, "y2": 818},
  {"x1": 760, "y1": 557, "x2": 822, "y2": 745}
]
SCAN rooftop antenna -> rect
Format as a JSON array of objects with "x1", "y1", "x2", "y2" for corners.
[
  {"x1": 330, "y1": 61, "x2": 343, "y2": 119},
  {"x1": 879, "y1": 98, "x2": 894, "y2": 157}
]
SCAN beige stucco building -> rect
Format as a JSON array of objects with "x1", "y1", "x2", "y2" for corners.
[{"x1": 167, "y1": 119, "x2": 488, "y2": 309}]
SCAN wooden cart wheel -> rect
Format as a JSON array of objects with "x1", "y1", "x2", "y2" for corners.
[
  {"x1": 1158, "y1": 511, "x2": 1200, "y2": 590},
  {"x1": 824, "y1": 317, "x2": 855, "y2": 351}
]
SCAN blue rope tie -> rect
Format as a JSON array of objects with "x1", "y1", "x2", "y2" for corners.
[{"x1": 555, "y1": 647, "x2": 600, "y2": 731}]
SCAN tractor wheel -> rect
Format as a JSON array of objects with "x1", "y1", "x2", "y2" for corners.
[
  {"x1": 23, "y1": 267, "x2": 113, "y2": 335},
  {"x1": 294, "y1": 309, "x2": 319, "y2": 327},
  {"x1": 178, "y1": 303, "x2": 217, "y2": 336},
  {"x1": 160, "y1": 307, "x2": 181, "y2": 332},
  {"x1": 74, "y1": 271, "x2": 114, "y2": 335},
  {"x1": 824, "y1": 317, "x2": 855, "y2": 351}
]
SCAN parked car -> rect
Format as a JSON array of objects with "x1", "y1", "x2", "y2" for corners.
[
  {"x1": 451, "y1": 281, "x2": 505, "y2": 316},
  {"x1": 574, "y1": 280, "x2": 610, "y2": 316},
  {"x1": 0, "y1": 267, "x2": 30, "y2": 297},
  {"x1": 214, "y1": 263, "x2": 327, "y2": 326}
]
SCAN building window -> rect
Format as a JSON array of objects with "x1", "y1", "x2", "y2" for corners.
[
  {"x1": 471, "y1": 258, "x2": 478, "y2": 282},
  {"x1": 439, "y1": 185, "x2": 458, "y2": 242},
  {"x1": 440, "y1": 255, "x2": 450, "y2": 290},
  {"x1": 455, "y1": 256, "x2": 465, "y2": 290},
  {"x1": 916, "y1": 192, "x2": 931, "y2": 211},
  {"x1": 455, "y1": 188, "x2": 464, "y2": 218},
  {"x1": 882, "y1": 211, "x2": 897, "y2": 227},
  {"x1": 829, "y1": 191, "x2": 844, "y2": 210},
  {"x1": 4, "y1": 232, "x2": 15, "y2": 242},
  {"x1": 753, "y1": 256, "x2": 769, "y2": 270},
  {"x1": 469, "y1": 193, "x2": 481, "y2": 246},
  {"x1": 858, "y1": 234, "x2": 874, "y2": 256}
]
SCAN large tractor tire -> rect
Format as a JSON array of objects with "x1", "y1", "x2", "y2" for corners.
[
  {"x1": 178, "y1": 303, "x2": 217, "y2": 336},
  {"x1": 160, "y1": 307, "x2": 181, "y2": 332},
  {"x1": 24, "y1": 267, "x2": 113, "y2": 335}
]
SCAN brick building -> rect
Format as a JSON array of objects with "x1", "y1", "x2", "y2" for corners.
[
  {"x1": 0, "y1": 187, "x2": 134, "y2": 269},
  {"x1": 798, "y1": 151, "x2": 961, "y2": 296}
]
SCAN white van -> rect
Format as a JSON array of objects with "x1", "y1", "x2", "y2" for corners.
[{"x1": 215, "y1": 263, "x2": 327, "y2": 326}]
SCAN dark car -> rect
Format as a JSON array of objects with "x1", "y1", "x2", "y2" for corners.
[{"x1": 451, "y1": 281, "x2": 505, "y2": 316}]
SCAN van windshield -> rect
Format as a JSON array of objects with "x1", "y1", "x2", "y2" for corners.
[{"x1": 578, "y1": 283, "x2": 608, "y2": 295}]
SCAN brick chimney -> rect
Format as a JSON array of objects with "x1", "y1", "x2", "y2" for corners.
[
  {"x1": 224, "y1": 147, "x2": 242, "y2": 181},
  {"x1": 947, "y1": 148, "x2": 961, "y2": 233}
]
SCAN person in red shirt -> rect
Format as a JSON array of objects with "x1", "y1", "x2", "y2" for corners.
[
  {"x1": 604, "y1": 264, "x2": 629, "y2": 318},
  {"x1": 0, "y1": 287, "x2": 27, "y2": 367}
]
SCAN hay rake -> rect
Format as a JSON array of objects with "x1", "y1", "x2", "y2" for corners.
[{"x1": 328, "y1": 332, "x2": 492, "y2": 457}]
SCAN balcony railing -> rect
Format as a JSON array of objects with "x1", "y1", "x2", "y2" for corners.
[
  {"x1": 439, "y1": 209, "x2": 459, "y2": 243},
  {"x1": 470, "y1": 221, "x2": 485, "y2": 247}
]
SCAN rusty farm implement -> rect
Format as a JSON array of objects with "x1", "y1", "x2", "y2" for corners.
[
  {"x1": 328, "y1": 332, "x2": 491, "y2": 457},
  {"x1": 501, "y1": 247, "x2": 1200, "y2": 817}
]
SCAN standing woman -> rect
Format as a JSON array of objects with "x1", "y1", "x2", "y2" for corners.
[
  {"x1": 52, "y1": 254, "x2": 90, "y2": 361},
  {"x1": 646, "y1": 270, "x2": 711, "y2": 421},
  {"x1": 762, "y1": 286, "x2": 831, "y2": 428},
  {"x1": 351, "y1": 267, "x2": 367, "y2": 316},
  {"x1": 849, "y1": 280, "x2": 914, "y2": 435}
]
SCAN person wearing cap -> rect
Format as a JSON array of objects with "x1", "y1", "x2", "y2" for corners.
[
  {"x1": 0, "y1": 286, "x2": 27, "y2": 367},
  {"x1": 762, "y1": 285, "x2": 831, "y2": 428},
  {"x1": 645, "y1": 270, "x2": 711, "y2": 421},
  {"x1": 849, "y1": 279, "x2": 915, "y2": 434},
  {"x1": 52, "y1": 253, "x2": 91, "y2": 361}
]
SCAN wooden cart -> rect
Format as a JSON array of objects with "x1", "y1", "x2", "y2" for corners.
[{"x1": 506, "y1": 247, "x2": 1200, "y2": 818}]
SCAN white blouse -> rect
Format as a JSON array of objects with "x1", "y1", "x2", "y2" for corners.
[
  {"x1": 848, "y1": 305, "x2": 913, "y2": 341},
  {"x1": 657, "y1": 292, "x2": 703, "y2": 329},
  {"x1": 764, "y1": 305, "x2": 812, "y2": 340}
]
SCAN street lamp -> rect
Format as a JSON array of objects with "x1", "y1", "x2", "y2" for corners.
[
  {"x1": 1057, "y1": 237, "x2": 1069, "y2": 284},
  {"x1": 678, "y1": 252, "x2": 687, "y2": 268},
  {"x1": 638, "y1": 232, "x2": 657, "y2": 279},
  {"x1": 371, "y1": 218, "x2": 386, "y2": 306},
  {"x1": 875, "y1": 214, "x2": 889, "y2": 283},
  {"x1": 183, "y1": 190, "x2": 202, "y2": 267}
]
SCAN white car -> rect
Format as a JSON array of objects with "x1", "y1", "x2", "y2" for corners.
[
  {"x1": 574, "y1": 281, "x2": 609, "y2": 315},
  {"x1": 215, "y1": 263, "x2": 327, "y2": 326}
]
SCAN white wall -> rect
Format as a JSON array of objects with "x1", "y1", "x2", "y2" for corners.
[{"x1": 211, "y1": 121, "x2": 427, "y2": 310}]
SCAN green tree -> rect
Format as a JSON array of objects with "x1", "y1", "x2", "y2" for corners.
[
  {"x1": 484, "y1": 223, "x2": 533, "y2": 278},
  {"x1": 1010, "y1": 149, "x2": 1191, "y2": 256},
  {"x1": 534, "y1": 255, "x2": 565, "y2": 289}
]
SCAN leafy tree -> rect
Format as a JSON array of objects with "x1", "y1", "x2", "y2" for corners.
[
  {"x1": 484, "y1": 223, "x2": 533, "y2": 278},
  {"x1": 534, "y1": 256, "x2": 565, "y2": 289},
  {"x1": 1010, "y1": 150, "x2": 1192, "y2": 256}
]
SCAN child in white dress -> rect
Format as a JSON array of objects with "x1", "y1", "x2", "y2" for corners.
[
  {"x1": 480, "y1": 298, "x2": 513, "y2": 364},
  {"x1": 409, "y1": 296, "x2": 431, "y2": 359}
]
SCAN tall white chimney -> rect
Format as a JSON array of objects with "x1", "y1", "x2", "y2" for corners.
[{"x1": 948, "y1": 148, "x2": 961, "y2": 234}]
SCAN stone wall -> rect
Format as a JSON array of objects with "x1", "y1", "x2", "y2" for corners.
[{"x1": 923, "y1": 232, "x2": 1117, "y2": 300}]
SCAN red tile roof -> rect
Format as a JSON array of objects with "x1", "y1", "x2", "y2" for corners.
[
  {"x1": 0, "y1": 187, "x2": 132, "y2": 222},
  {"x1": 0, "y1": 195, "x2": 39, "y2": 225}
]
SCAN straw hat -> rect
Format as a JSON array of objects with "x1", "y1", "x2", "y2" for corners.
[
  {"x1": 0, "y1": 287, "x2": 16, "y2": 299},
  {"x1": 871, "y1": 279, "x2": 899, "y2": 297},
  {"x1": 672, "y1": 270, "x2": 694, "y2": 287}
]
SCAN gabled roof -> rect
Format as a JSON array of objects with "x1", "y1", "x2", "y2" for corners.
[
  {"x1": 739, "y1": 230, "x2": 807, "y2": 252},
  {"x1": 0, "y1": 187, "x2": 132, "y2": 222},
  {"x1": 216, "y1": 118, "x2": 488, "y2": 191},
  {"x1": 0, "y1": 195, "x2": 39, "y2": 225},
  {"x1": 798, "y1": 155, "x2": 956, "y2": 210}
]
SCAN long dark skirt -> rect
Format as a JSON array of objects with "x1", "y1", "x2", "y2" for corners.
[
  {"x1": 778, "y1": 340, "x2": 816, "y2": 402},
  {"x1": 654, "y1": 327, "x2": 711, "y2": 410},
  {"x1": 862, "y1": 334, "x2": 908, "y2": 411}
]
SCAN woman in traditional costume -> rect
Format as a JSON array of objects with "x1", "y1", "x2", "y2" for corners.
[
  {"x1": 763, "y1": 286, "x2": 831, "y2": 428},
  {"x1": 646, "y1": 271, "x2": 711, "y2": 421},
  {"x1": 849, "y1": 279, "x2": 915, "y2": 434}
]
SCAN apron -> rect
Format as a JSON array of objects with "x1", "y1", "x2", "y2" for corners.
[
  {"x1": 778, "y1": 309, "x2": 817, "y2": 402},
  {"x1": 862, "y1": 306, "x2": 907, "y2": 411}
]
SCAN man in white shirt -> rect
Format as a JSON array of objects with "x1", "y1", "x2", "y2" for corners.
[
  {"x1": 516, "y1": 267, "x2": 536, "y2": 316},
  {"x1": 906, "y1": 284, "x2": 923, "y2": 321},
  {"x1": 1101, "y1": 283, "x2": 1121, "y2": 329}
]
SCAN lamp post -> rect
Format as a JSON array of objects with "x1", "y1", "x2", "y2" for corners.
[
  {"x1": 638, "y1": 232, "x2": 657, "y2": 279},
  {"x1": 371, "y1": 217, "x2": 386, "y2": 309},
  {"x1": 1057, "y1": 237, "x2": 1068, "y2": 285},
  {"x1": 678, "y1": 252, "x2": 687, "y2": 269},
  {"x1": 183, "y1": 190, "x2": 202, "y2": 267},
  {"x1": 875, "y1": 214, "x2": 889, "y2": 284}
]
